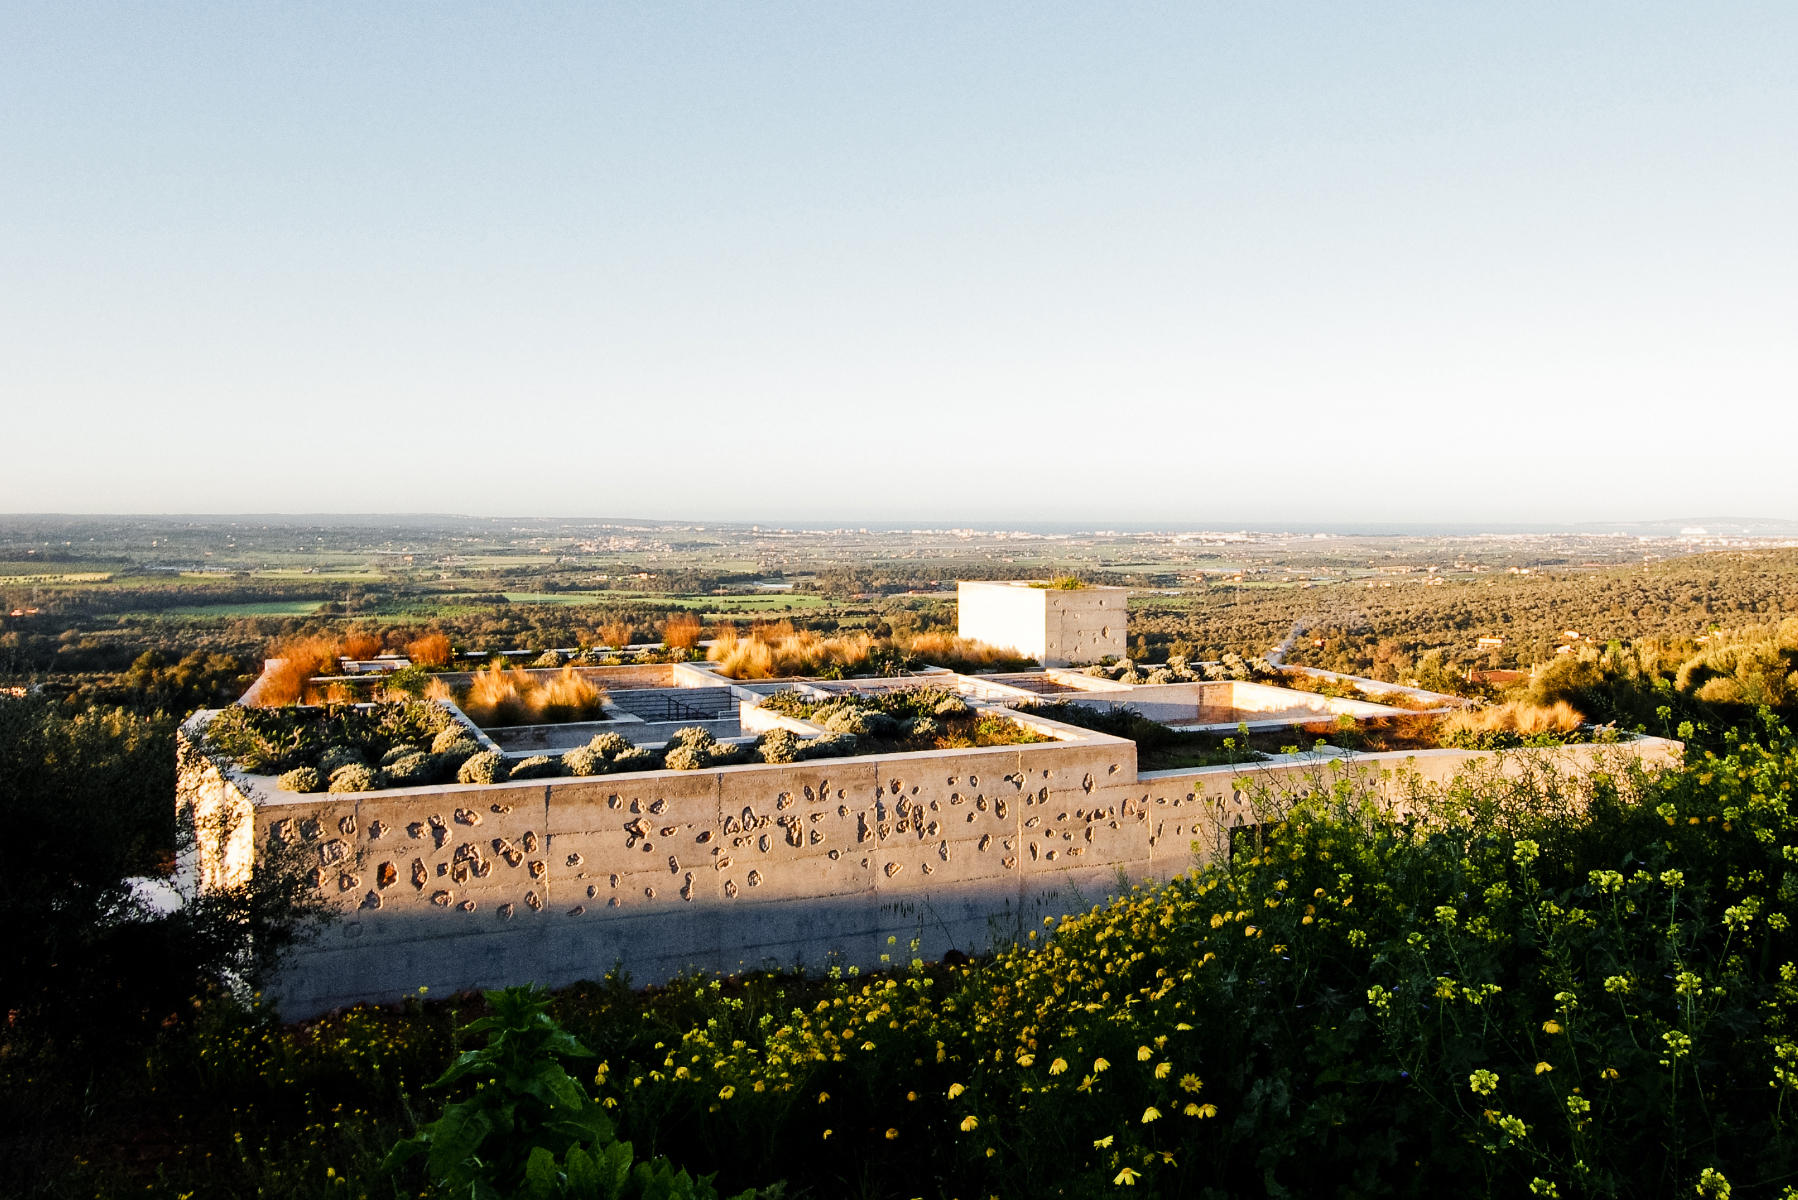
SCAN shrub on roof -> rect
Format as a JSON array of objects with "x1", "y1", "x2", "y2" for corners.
[
  {"x1": 457, "y1": 751, "x2": 510, "y2": 786},
  {"x1": 756, "y1": 728, "x2": 801, "y2": 764},
  {"x1": 531, "y1": 649, "x2": 565, "y2": 668},
  {"x1": 663, "y1": 744, "x2": 708, "y2": 771},
  {"x1": 379, "y1": 743, "x2": 422, "y2": 766},
  {"x1": 611, "y1": 746, "x2": 660, "y2": 772},
  {"x1": 560, "y1": 747, "x2": 604, "y2": 777},
  {"x1": 508, "y1": 754, "x2": 561, "y2": 780},
  {"x1": 797, "y1": 732, "x2": 858, "y2": 761},
  {"x1": 317, "y1": 746, "x2": 366, "y2": 776},
  {"x1": 588, "y1": 731, "x2": 632, "y2": 759},
  {"x1": 327, "y1": 763, "x2": 379, "y2": 793},
  {"x1": 380, "y1": 751, "x2": 435, "y2": 787},
  {"x1": 431, "y1": 726, "x2": 475, "y2": 754},
  {"x1": 277, "y1": 766, "x2": 324, "y2": 794}
]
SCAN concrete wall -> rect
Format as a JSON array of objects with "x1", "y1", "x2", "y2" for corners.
[
  {"x1": 222, "y1": 720, "x2": 1153, "y2": 1016},
  {"x1": 956, "y1": 582, "x2": 1129, "y2": 667},
  {"x1": 1051, "y1": 680, "x2": 1407, "y2": 727},
  {"x1": 186, "y1": 708, "x2": 1681, "y2": 1018}
]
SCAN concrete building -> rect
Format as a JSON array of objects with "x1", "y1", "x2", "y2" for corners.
[{"x1": 956, "y1": 581, "x2": 1128, "y2": 667}]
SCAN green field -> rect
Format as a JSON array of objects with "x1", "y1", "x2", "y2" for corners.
[{"x1": 126, "y1": 600, "x2": 333, "y2": 619}]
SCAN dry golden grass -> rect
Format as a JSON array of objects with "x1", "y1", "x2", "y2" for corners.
[
  {"x1": 904, "y1": 632, "x2": 1024, "y2": 670},
  {"x1": 662, "y1": 613, "x2": 703, "y2": 651},
  {"x1": 598, "y1": 619, "x2": 635, "y2": 650},
  {"x1": 339, "y1": 631, "x2": 384, "y2": 660},
  {"x1": 406, "y1": 631, "x2": 453, "y2": 669},
  {"x1": 253, "y1": 634, "x2": 348, "y2": 706},
  {"x1": 1441, "y1": 700, "x2": 1585, "y2": 738},
  {"x1": 707, "y1": 622, "x2": 879, "y2": 679},
  {"x1": 456, "y1": 663, "x2": 607, "y2": 726}
]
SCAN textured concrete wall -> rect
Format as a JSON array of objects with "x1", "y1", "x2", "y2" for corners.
[
  {"x1": 196, "y1": 722, "x2": 1684, "y2": 1018},
  {"x1": 1042, "y1": 587, "x2": 1129, "y2": 667}
]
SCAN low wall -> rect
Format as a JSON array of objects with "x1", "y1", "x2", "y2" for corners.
[
  {"x1": 1055, "y1": 680, "x2": 1403, "y2": 726},
  {"x1": 185, "y1": 719, "x2": 1682, "y2": 1019}
]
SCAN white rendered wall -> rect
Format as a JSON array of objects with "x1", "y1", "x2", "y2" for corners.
[{"x1": 957, "y1": 582, "x2": 1048, "y2": 661}]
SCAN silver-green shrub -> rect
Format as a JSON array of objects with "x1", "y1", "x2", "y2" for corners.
[
  {"x1": 508, "y1": 754, "x2": 561, "y2": 780},
  {"x1": 561, "y1": 746, "x2": 604, "y2": 776},
  {"x1": 457, "y1": 751, "x2": 510, "y2": 785},
  {"x1": 588, "y1": 731, "x2": 632, "y2": 758},
  {"x1": 328, "y1": 763, "x2": 380, "y2": 793},
  {"x1": 757, "y1": 728, "x2": 801, "y2": 764},
  {"x1": 317, "y1": 746, "x2": 365, "y2": 776},
  {"x1": 432, "y1": 726, "x2": 476, "y2": 754},
  {"x1": 278, "y1": 766, "x2": 324, "y2": 793}
]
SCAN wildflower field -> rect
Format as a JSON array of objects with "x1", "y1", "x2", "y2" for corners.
[{"x1": 16, "y1": 718, "x2": 1798, "y2": 1198}]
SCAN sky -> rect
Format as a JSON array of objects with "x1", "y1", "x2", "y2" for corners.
[{"x1": 2, "y1": 3, "x2": 1794, "y2": 525}]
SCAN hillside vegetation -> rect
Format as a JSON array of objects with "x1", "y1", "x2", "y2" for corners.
[{"x1": 9, "y1": 714, "x2": 1796, "y2": 1199}]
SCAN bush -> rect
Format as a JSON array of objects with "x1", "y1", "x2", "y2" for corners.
[
  {"x1": 432, "y1": 725, "x2": 474, "y2": 754},
  {"x1": 276, "y1": 765, "x2": 323, "y2": 793},
  {"x1": 756, "y1": 728, "x2": 801, "y2": 764},
  {"x1": 316, "y1": 745, "x2": 366, "y2": 776},
  {"x1": 327, "y1": 763, "x2": 379, "y2": 793},
  {"x1": 797, "y1": 731, "x2": 857, "y2": 760},
  {"x1": 380, "y1": 751, "x2": 435, "y2": 787},
  {"x1": 379, "y1": 742, "x2": 422, "y2": 766},
  {"x1": 611, "y1": 746, "x2": 660, "y2": 772},
  {"x1": 933, "y1": 695, "x2": 970, "y2": 717},
  {"x1": 663, "y1": 744, "x2": 708, "y2": 771},
  {"x1": 508, "y1": 754, "x2": 562, "y2": 780},
  {"x1": 457, "y1": 751, "x2": 510, "y2": 785},
  {"x1": 669, "y1": 726, "x2": 718, "y2": 753},
  {"x1": 433, "y1": 738, "x2": 482, "y2": 767},
  {"x1": 588, "y1": 731, "x2": 633, "y2": 759},
  {"x1": 561, "y1": 747, "x2": 605, "y2": 777},
  {"x1": 532, "y1": 649, "x2": 565, "y2": 668}
]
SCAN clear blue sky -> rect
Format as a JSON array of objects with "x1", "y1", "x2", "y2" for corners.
[{"x1": 3, "y1": 3, "x2": 1794, "y2": 524}]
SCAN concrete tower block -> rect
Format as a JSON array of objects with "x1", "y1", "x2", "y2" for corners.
[{"x1": 956, "y1": 581, "x2": 1129, "y2": 667}]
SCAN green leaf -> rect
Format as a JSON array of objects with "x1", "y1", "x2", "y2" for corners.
[{"x1": 523, "y1": 1145, "x2": 561, "y2": 1200}]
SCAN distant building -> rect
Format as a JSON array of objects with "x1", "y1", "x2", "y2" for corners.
[{"x1": 957, "y1": 580, "x2": 1129, "y2": 667}]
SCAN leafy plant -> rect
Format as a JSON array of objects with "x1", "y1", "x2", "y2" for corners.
[{"x1": 384, "y1": 985, "x2": 763, "y2": 1200}]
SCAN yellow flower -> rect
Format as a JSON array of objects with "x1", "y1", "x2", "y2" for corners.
[
  {"x1": 822, "y1": 1129, "x2": 832, "y2": 1140},
  {"x1": 718, "y1": 1085, "x2": 735, "y2": 1100},
  {"x1": 1137, "y1": 1045, "x2": 1153, "y2": 1062},
  {"x1": 1049, "y1": 1057, "x2": 1069, "y2": 1075},
  {"x1": 818, "y1": 1091, "x2": 830, "y2": 1103},
  {"x1": 1535, "y1": 1061, "x2": 1554, "y2": 1075},
  {"x1": 1094, "y1": 1135, "x2": 1114, "y2": 1148},
  {"x1": 1093, "y1": 1057, "x2": 1111, "y2": 1073},
  {"x1": 1543, "y1": 1020, "x2": 1563, "y2": 1035},
  {"x1": 1154, "y1": 1062, "x2": 1172, "y2": 1079},
  {"x1": 1186, "y1": 1103, "x2": 1218, "y2": 1118},
  {"x1": 1142, "y1": 1106, "x2": 1162, "y2": 1123},
  {"x1": 1114, "y1": 1167, "x2": 1141, "y2": 1185},
  {"x1": 906, "y1": 1091, "x2": 917, "y2": 1102},
  {"x1": 960, "y1": 1115, "x2": 979, "y2": 1132},
  {"x1": 947, "y1": 1083, "x2": 966, "y2": 1099},
  {"x1": 885, "y1": 1128, "x2": 899, "y2": 1140}
]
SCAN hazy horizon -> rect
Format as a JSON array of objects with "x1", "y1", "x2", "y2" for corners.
[{"x1": 5, "y1": 5, "x2": 1795, "y2": 522}]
